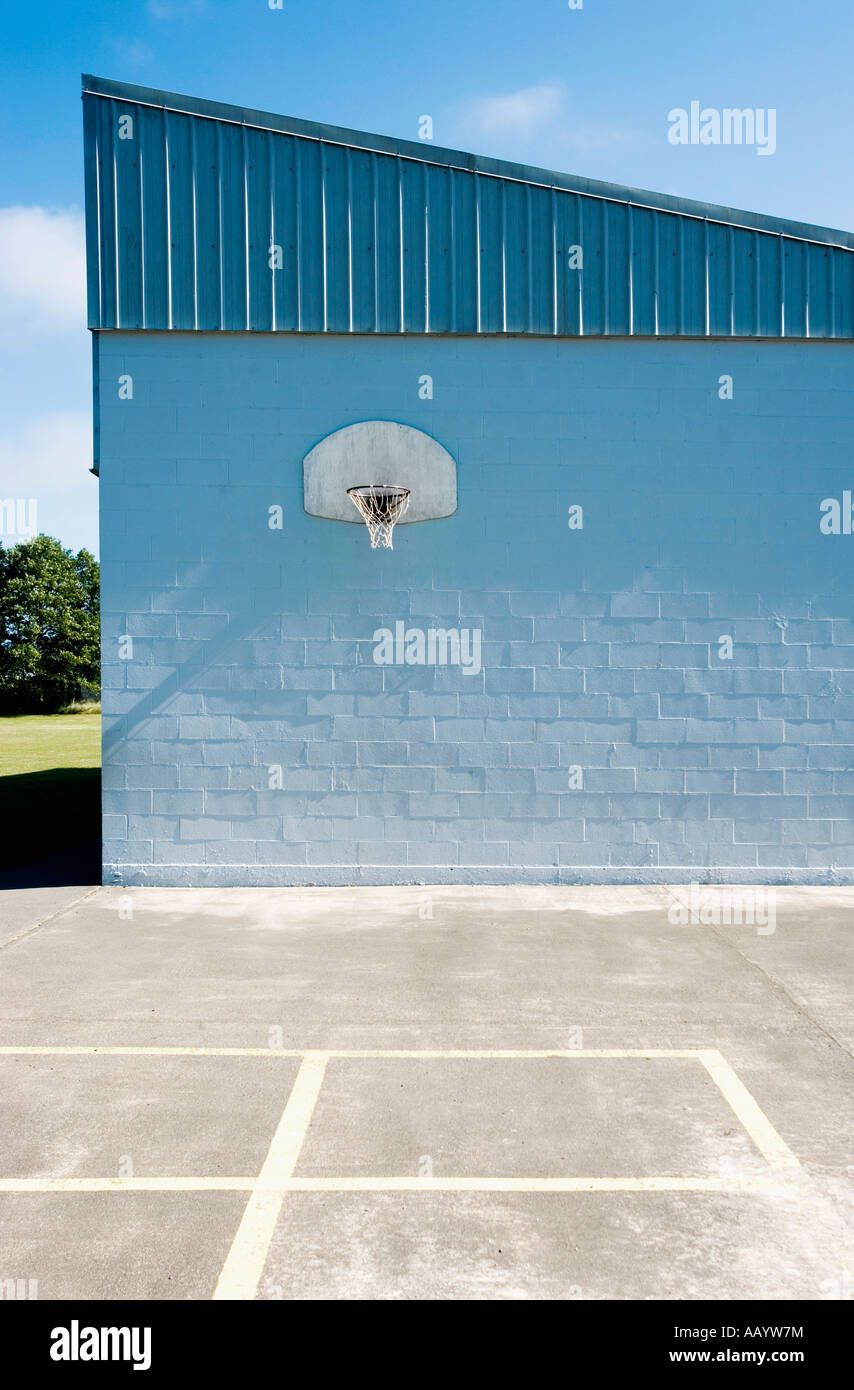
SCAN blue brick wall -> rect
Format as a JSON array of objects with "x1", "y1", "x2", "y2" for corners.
[{"x1": 98, "y1": 333, "x2": 854, "y2": 884}]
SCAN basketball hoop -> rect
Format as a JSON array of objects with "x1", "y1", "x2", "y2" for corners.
[{"x1": 347, "y1": 484, "x2": 411, "y2": 549}]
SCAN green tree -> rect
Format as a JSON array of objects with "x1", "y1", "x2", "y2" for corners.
[{"x1": 0, "y1": 535, "x2": 100, "y2": 713}]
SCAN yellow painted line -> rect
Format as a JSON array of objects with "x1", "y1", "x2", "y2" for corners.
[
  {"x1": 0, "y1": 1047, "x2": 291, "y2": 1057},
  {"x1": 698, "y1": 1050, "x2": 802, "y2": 1171},
  {"x1": 0, "y1": 1046, "x2": 803, "y2": 1231},
  {"x1": 213, "y1": 1054, "x2": 328, "y2": 1301},
  {"x1": 0, "y1": 1177, "x2": 255, "y2": 1192},
  {"x1": 0, "y1": 1046, "x2": 705, "y2": 1059},
  {"x1": 294, "y1": 1049, "x2": 704, "y2": 1059}
]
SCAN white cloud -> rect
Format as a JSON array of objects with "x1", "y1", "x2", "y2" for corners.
[
  {"x1": 0, "y1": 412, "x2": 97, "y2": 555},
  {"x1": 108, "y1": 38, "x2": 155, "y2": 68},
  {"x1": 0, "y1": 206, "x2": 86, "y2": 344},
  {"x1": 448, "y1": 83, "x2": 639, "y2": 167},
  {"x1": 454, "y1": 83, "x2": 568, "y2": 144}
]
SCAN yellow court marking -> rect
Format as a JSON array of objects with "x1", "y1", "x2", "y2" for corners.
[
  {"x1": 0, "y1": 1045, "x2": 805, "y2": 1298},
  {"x1": 0, "y1": 1177, "x2": 255, "y2": 1192},
  {"x1": 277, "y1": 1175, "x2": 786, "y2": 1194},
  {"x1": 698, "y1": 1049, "x2": 802, "y2": 1171},
  {"x1": 0, "y1": 1175, "x2": 787, "y2": 1195},
  {"x1": 212, "y1": 1054, "x2": 328, "y2": 1301}
]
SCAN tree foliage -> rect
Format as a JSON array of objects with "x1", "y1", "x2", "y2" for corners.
[{"x1": 0, "y1": 535, "x2": 100, "y2": 712}]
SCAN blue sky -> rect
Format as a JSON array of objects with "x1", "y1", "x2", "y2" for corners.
[{"x1": 1, "y1": 0, "x2": 852, "y2": 558}]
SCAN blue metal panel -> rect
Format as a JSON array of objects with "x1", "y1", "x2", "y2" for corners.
[
  {"x1": 82, "y1": 76, "x2": 854, "y2": 339},
  {"x1": 94, "y1": 94, "x2": 117, "y2": 329},
  {"x1": 631, "y1": 206, "x2": 656, "y2": 336},
  {"x1": 477, "y1": 175, "x2": 503, "y2": 333},
  {"x1": 270, "y1": 133, "x2": 299, "y2": 331},
  {"x1": 784, "y1": 239, "x2": 807, "y2": 338},
  {"x1": 426, "y1": 162, "x2": 451, "y2": 332},
  {"x1": 655, "y1": 211, "x2": 679, "y2": 337},
  {"x1": 296, "y1": 138, "x2": 324, "y2": 330},
  {"x1": 165, "y1": 111, "x2": 195, "y2": 329},
  {"x1": 707, "y1": 222, "x2": 732, "y2": 337},
  {"x1": 588, "y1": 195, "x2": 609, "y2": 333},
  {"x1": 139, "y1": 104, "x2": 168, "y2": 328},
  {"x1": 756, "y1": 231, "x2": 780, "y2": 337},
  {"x1": 806, "y1": 242, "x2": 830, "y2": 337},
  {"x1": 374, "y1": 152, "x2": 402, "y2": 333},
  {"x1": 192, "y1": 113, "x2": 222, "y2": 331},
  {"x1": 82, "y1": 93, "x2": 102, "y2": 328},
  {"x1": 450, "y1": 168, "x2": 478, "y2": 333},
  {"x1": 219, "y1": 121, "x2": 247, "y2": 331},
  {"x1": 731, "y1": 227, "x2": 756, "y2": 337},
  {"x1": 351, "y1": 148, "x2": 377, "y2": 333},
  {"x1": 529, "y1": 183, "x2": 554, "y2": 335},
  {"x1": 836, "y1": 251, "x2": 854, "y2": 337},
  {"x1": 680, "y1": 218, "x2": 707, "y2": 336},
  {"x1": 246, "y1": 126, "x2": 274, "y2": 331},
  {"x1": 401, "y1": 158, "x2": 428, "y2": 334},
  {"x1": 607, "y1": 202, "x2": 630, "y2": 336},
  {"x1": 114, "y1": 102, "x2": 143, "y2": 328},
  {"x1": 502, "y1": 180, "x2": 527, "y2": 333}
]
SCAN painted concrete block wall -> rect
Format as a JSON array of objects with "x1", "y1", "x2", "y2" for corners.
[{"x1": 98, "y1": 332, "x2": 854, "y2": 885}]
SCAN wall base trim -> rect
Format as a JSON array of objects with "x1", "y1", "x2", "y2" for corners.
[{"x1": 104, "y1": 863, "x2": 854, "y2": 888}]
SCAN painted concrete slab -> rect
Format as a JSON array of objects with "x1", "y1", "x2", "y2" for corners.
[
  {"x1": 0, "y1": 884, "x2": 851, "y2": 1299},
  {"x1": 293, "y1": 1055, "x2": 772, "y2": 1181},
  {"x1": 0, "y1": 885, "x2": 98, "y2": 949},
  {"x1": 707, "y1": 886, "x2": 854, "y2": 1054},
  {"x1": 0, "y1": 1192, "x2": 247, "y2": 1300},
  {"x1": 258, "y1": 1188, "x2": 851, "y2": 1301},
  {"x1": 0, "y1": 1054, "x2": 301, "y2": 1179}
]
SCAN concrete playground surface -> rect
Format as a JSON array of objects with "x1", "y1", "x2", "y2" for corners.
[{"x1": 0, "y1": 883, "x2": 851, "y2": 1301}]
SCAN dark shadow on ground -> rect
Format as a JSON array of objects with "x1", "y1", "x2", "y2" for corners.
[{"x1": 0, "y1": 767, "x2": 101, "y2": 887}]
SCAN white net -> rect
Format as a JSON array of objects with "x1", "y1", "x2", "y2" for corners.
[{"x1": 347, "y1": 485, "x2": 411, "y2": 549}]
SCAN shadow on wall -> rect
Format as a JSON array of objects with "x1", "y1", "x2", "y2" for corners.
[{"x1": 96, "y1": 333, "x2": 854, "y2": 880}]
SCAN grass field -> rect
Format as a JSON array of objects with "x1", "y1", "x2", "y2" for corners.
[{"x1": 0, "y1": 710, "x2": 101, "y2": 871}]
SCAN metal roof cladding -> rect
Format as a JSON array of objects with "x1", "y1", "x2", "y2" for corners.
[{"x1": 82, "y1": 75, "x2": 854, "y2": 339}]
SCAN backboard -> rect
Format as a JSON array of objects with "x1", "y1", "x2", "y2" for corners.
[{"x1": 303, "y1": 421, "x2": 457, "y2": 525}]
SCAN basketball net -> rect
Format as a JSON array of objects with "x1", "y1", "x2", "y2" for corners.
[{"x1": 347, "y1": 485, "x2": 411, "y2": 549}]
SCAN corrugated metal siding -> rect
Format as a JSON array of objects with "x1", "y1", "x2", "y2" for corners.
[{"x1": 83, "y1": 86, "x2": 854, "y2": 338}]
